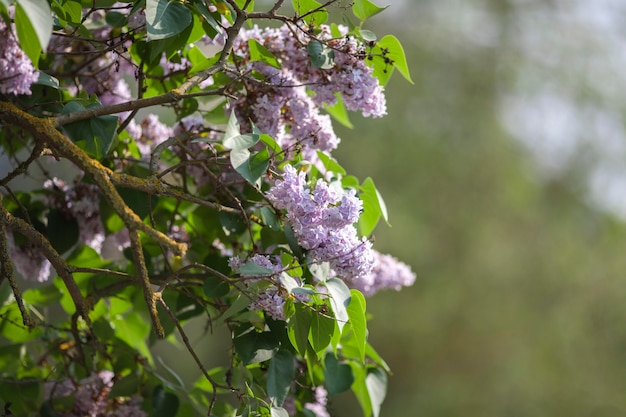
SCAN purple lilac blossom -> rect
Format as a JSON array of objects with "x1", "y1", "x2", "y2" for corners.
[
  {"x1": 45, "y1": 370, "x2": 147, "y2": 417},
  {"x1": 345, "y1": 250, "x2": 416, "y2": 296},
  {"x1": 5, "y1": 232, "x2": 52, "y2": 282},
  {"x1": 304, "y1": 386, "x2": 330, "y2": 417},
  {"x1": 266, "y1": 165, "x2": 374, "y2": 281},
  {"x1": 230, "y1": 23, "x2": 386, "y2": 159},
  {"x1": 0, "y1": 18, "x2": 38, "y2": 95},
  {"x1": 44, "y1": 177, "x2": 106, "y2": 252}
]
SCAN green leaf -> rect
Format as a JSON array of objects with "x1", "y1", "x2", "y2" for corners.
[
  {"x1": 61, "y1": 102, "x2": 117, "y2": 160},
  {"x1": 216, "y1": 293, "x2": 251, "y2": 325},
  {"x1": 237, "y1": 262, "x2": 273, "y2": 276},
  {"x1": 350, "y1": 365, "x2": 371, "y2": 417},
  {"x1": 288, "y1": 303, "x2": 312, "y2": 356},
  {"x1": 307, "y1": 40, "x2": 335, "y2": 69},
  {"x1": 352, "y1": 0, "x2": 387, "y2": 22},
  {"x1": 324, "y1": 352, "x2": 354, "y2": 396},
  {"x1": 109, "y1": 372, "x2": 141, "y2": 397},
  {"x1": 230, "y1": 149, "x2": 270, "y2": 187},
  {"x1": 112, "y1": 311, "x2": 153, "y2": 364},
  {"x1": 22, "y1": 285, "x2": 62, "y2": 306},
  {"x1": 325, "y1": 278, "x2": 351, "y2": 333},
  {"x1": 271, "y1": 407, "x2": 290, "y2": 417},
  {"x1": 203, "y1": 276, "x2": 230, "y2": 298},
  {"x1": 346, "y1": 289, "x2": 367, "y2": 362},
  {"x1": 233, "y1": 330, "x2": 280, "y2": 365},
  {"x1": 224, "y1": 110, "x2": 241, "y2": 141},
  {"x1": 219, "y1": 211, "x2": 246, "y2": 236},
  {"x1": 15, "y1": 0, "x2": 52, "y2": 64},
  {"x1": 292, "y1": 0, "x2": 328, "y2": 24},
  {"x1": 146, "y1": 0, "x2": 192, "y2": 41},
  {"x1": 224, "y1": 133, "x2": 259, "y2": 150},
  {"x1": 106, "y1": 10, "x2": 127, "y2": 27},
  {"x1": 359, "y1": 177, "x2": 388, "y2": 237},
  {"x1": 359, "y1": 29, "x2": 377, "y2": 42},
  {"x1": 371, "y1": 35, "x2": 413, "y2": 86},
  {"x1": 46, "y1": 209, "x2": 79, "y2": 254},
  {"x1": 194, "y1": 2, "x2": 221, "y2": 36},
  {"x1": 366, "y1": 368, "x2": 387, "y2": 417},
  {"x1": 152, "y1": 386, "x2": 180, "y2": 417},
  {"x1": 324, "y1": 94, "x2": 353, "y2": 129},
  {"x1": 248, "y1": 38, "x2": 281, "y2": 69},
  {"x1": 267, "y1": 349, "x2": 295, "y2": 407},
  {"x1": 316, "y1": 151, "x2": 347, "y2": 176},
  {"x1": 308, "y1": 307, "x2": 336, "y2": 358}
]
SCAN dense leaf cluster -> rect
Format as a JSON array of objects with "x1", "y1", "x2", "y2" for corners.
[{"x1": 0, "y1": 0, "x2": 413, "y2": 416}]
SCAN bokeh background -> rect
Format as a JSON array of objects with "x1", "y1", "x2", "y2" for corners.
[{"x1": 327, "y1": 0, "x2": 626, "y2": 415}]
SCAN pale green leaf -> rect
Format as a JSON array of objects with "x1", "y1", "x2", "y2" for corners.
[{"x1": 352, "y1": 0, "x2": 387, "y2": 22}]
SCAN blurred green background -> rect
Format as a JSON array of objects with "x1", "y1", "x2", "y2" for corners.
[{"x1": 328, "y1": 1, "x2": 626, "y2": 415}]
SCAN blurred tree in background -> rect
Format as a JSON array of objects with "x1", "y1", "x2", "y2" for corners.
[{"x1": 332, "y1": 0, "x2": 626, "y2": 415}]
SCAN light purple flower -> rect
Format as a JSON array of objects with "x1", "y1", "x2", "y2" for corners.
[
  {"x1": 304, "y1": 386, "x2": 330, "y2": 417},
  {"x1": 346, "y1": 250, "x2": 416, "y2": 296},
  {"x1": 45, "y1": 370, "x2": 147, "y2": 417},
  {"x1": 266, "y1": 165, "x2": 374, "y2": 281},
  {"x1": 230, "y1": 23, "x2": 386, "y2": 159},
  {"x1": 0, "y1": 18, "x2": 38, "y2": 95}
]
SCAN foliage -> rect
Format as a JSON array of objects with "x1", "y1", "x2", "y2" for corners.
[{"x1": 0, "y1": 1, "x2": 415, "y2": 416}]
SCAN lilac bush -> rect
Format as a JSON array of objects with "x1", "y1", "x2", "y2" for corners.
[{"x1": 0, "y1": 1, "x2": 414, "y2": 416}]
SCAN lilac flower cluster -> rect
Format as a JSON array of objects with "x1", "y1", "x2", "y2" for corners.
[
  {"x1": 45, "y1": 370, "x2": 146, "y2": 417},
  {"x1": 44, "y1": 177, "x2": 106, "y2": 252},
  {"x1": 5, "y1": 232, "x2": 52, "y2": 282},
  {"x1": 5, "y1": 177, "x2": 106, "y2": 282},
  {"x1": 266, "y1": 165, "x2": 374, "y2": 281},
  {"x1": 231, "y1": 24, "x2": 387, "y2": 159},
  {"x1": 0, "y1": 17, "x2": 38, "y2": 95},
  {"x1": 229, "y1": 254, "x2": 288, "y2": 320},
  {"x1": 345, "y1": 250, "x2": 416, "y2": 296},
  {"x1": 304, "y1": 386, "x2": 330, "y2": 417}
]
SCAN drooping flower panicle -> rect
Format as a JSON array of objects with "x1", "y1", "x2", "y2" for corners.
[{"x1": 267, "y1": 165, "x2": 375, "y2": 281}]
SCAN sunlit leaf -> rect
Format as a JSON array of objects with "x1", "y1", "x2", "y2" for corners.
[{"x1": 146, "y1": 0, "x2": 192, "y2": 40}]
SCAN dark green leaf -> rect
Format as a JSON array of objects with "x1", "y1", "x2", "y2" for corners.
[
  {"x1": 288, "y1": 303, "x2": 312, "y2": 356},
  {"x1": 234, "y1": 330, "x2": 279, "y2": 364},
  {"x1": 61, "y1": 102, "x2": 117, "y2": 160},
  {"x1": 307, "y1": 40, "x2": 335, "y2": 69},
  {"x1": 146, "y1": 0, "x2": 192, "y2": 40},
  {"x1": 203, "y1": 276, "x2": 230, "y2": 298},
  {"x1": 106, "y1": 10, "x2": 127, "y2": 27},
  {"x1": 308, "y1": 307, "x2": 336, "y2": 358},
  {"x1": 216, "y1": 294, "x2": 250, "y2": 325},
  {"x1": 152, "y1": 386, "x2": 180, "y2": 417},
  {"x1": 109, "y1": 372, "x2": 140, "y2": 397},
  {"x1": 324, "y1": 352, "x2": 354, "y2": 396},
  {"x1": 46, "y1": 209, "x2": 79, "y2": 254},
  {"x1": 219, "y1": 211, "x2": 247, "y2": 235},
  {"x1": 267, "y1": 349, "x2": 295, "y2": 406}
]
